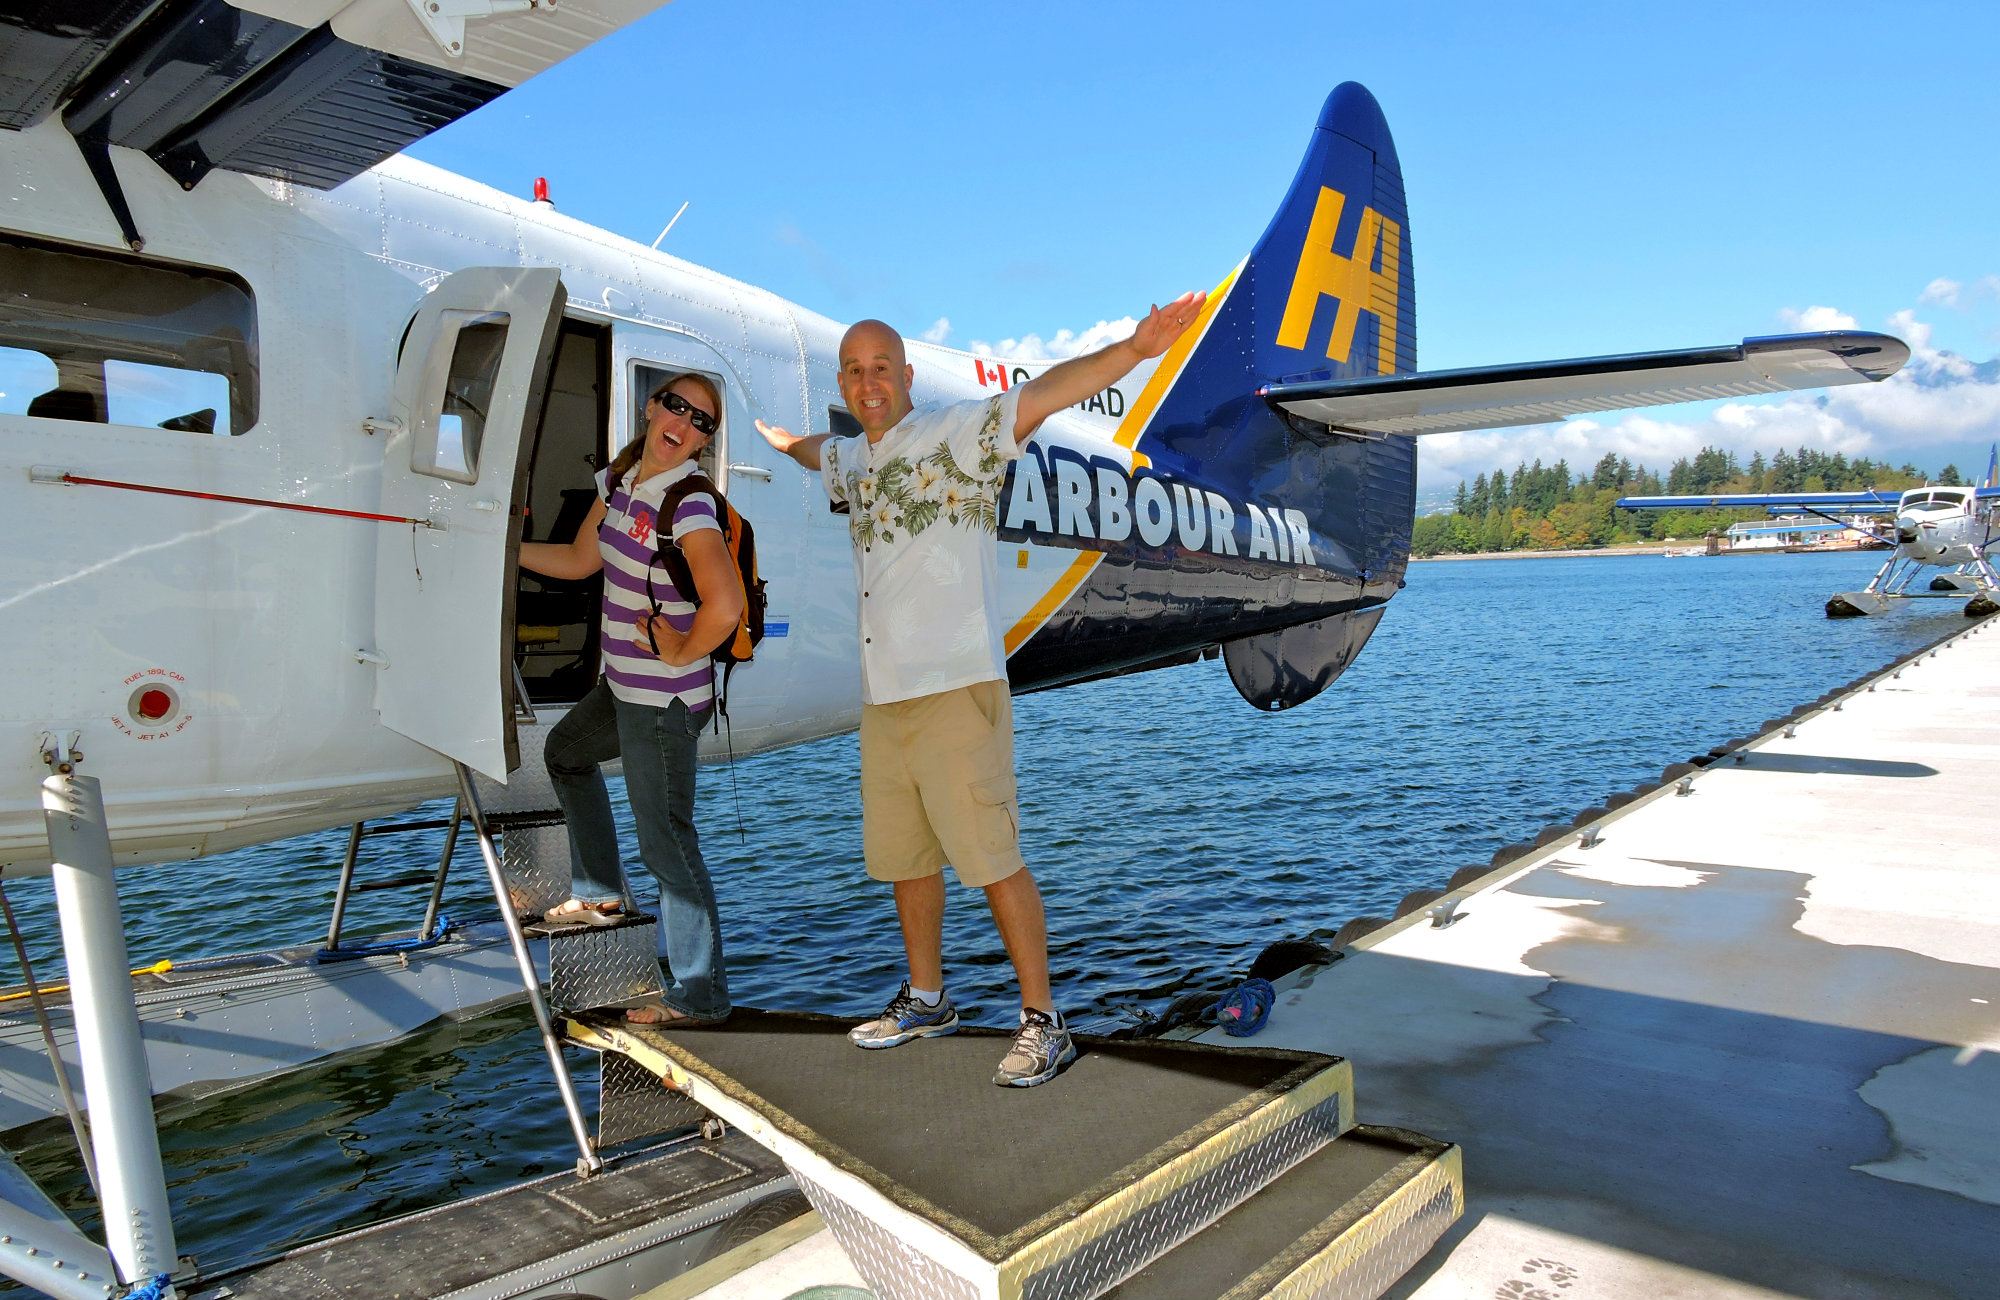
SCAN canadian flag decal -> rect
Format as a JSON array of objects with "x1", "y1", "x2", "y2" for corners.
[{"x1": 973, "y1": 359, "x2": 1010, "y2": 389}]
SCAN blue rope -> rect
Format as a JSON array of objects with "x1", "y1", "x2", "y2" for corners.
[
  {"x1": 126, "y1": 1273, "x2": 173, "y2": 1300},
  {"x1": 1215, "y1": 977, "x2": 1275, "y2": 1037},
  {"x1": 315, "y1": 913, "x2": 453, "y2": 964}
]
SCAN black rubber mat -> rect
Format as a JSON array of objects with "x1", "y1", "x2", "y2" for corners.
[
  {"x1": 577, "y1": 1008, "x2": 1346, "y2": 1251},
  {"x1": 188, "y1": 1131, "x2": 788, "y2": 1299}
]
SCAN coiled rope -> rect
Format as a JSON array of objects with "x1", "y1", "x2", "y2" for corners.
[
  {"x1": 1215, "y1": 977, "x2": 1276, "y2": 1037},
  {"x1": 315, "y1": 913, "x2": 452, "y2": 963}
]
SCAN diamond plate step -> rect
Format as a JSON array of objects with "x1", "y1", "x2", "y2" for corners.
[
  {"x1": 1113, "y1": 1126, "x2": 1462, "y2": 1300},
  {"x1": 542, "y1": 916, "x2": 662, "y2": 1014},
  {"x1": 470, "y1": 720, "x2": 566, "y2": 818},
  {"x1": 499, "y1": 818, "x2": 572, "y2": 919},
  {"x1": 597, "y1": 1049, "x2": 711, "y2": 1148}
]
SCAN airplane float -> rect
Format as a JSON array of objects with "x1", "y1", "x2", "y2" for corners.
[
  {"x1": 1618, "y1": 466, "x2": 2000, "y2": 617},
  {"x1": 0, "y1": 1, "x2": 1917, "y2": 1296}
]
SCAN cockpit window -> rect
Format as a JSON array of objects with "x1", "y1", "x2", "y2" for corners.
[{"x1": 0, "y1": 234, "x2": 258, "y2": 435}]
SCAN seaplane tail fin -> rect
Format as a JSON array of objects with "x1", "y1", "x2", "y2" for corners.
[
  {"x1": 1109, "y1": 83, "x2": 1416, "y2": 712},
  {"x1": 1264, "y1": 332, "x2": 1910, "y2": 438},
  {"x1": 1128, "y1": 81, "x2": 1415, "y2": 463},
  {"x1": 1984, "y1": 443, "x2": 1998, "y2": 490}
]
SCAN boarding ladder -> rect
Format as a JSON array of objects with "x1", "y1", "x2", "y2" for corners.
[{"x1": 340, "y1": 670, "x2": 718, "y2": 1175}]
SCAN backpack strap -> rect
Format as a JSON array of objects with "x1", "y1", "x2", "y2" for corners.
[{"x1": 649, "y1": 472, "x2": 725, "y2": 607}]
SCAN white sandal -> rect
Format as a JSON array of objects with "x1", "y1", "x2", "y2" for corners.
[{"x1": 542, "y1": 898, "x2": 623, "y2": 927}]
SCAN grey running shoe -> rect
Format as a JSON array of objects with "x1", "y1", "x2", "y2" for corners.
[
  {"x1": 849, "y1": 982, "x2": 960, "y2": 1049},
  {"x1": 993, "y1": 1008, "x2": 1076, "y2": 1087}
]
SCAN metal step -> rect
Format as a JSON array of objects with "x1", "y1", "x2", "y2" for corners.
[
  {"x1": 1111, "y1": 1126, "x2": 1462, "y2": 1300},
  {"x1": 541, "y1": 916, "x2": 663, "y2": 1014},
  {"x1": 598, "y1": 1048, "x2": 711, "y2": 1149},
  {"x1": 499, "y1": 817, "x2": 573, "y2": 918},
  {"x1": 566, "y1": 1009, "x2": 1366, "y2": 1300}
]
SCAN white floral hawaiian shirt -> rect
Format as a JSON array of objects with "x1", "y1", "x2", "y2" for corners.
[{"x1": 821, "y1": 389, "x2": 1025, "y2": 705}]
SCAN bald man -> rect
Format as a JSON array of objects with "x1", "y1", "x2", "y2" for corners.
[{"x1": 757, "y1": 295, "x2": 1203, "y2": 1086}]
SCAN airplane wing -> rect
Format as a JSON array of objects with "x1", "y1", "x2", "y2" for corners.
[
  {"x1": 1618, "y1": 486, "x2": 2000, "y2": 510},
  {"x1": 1260, "y1": 332, "x2": 1908, "y2": 439},
  {"x1": 2, "y1": 0, "x2": 669, "y2": 191},
  {"x1": 1617, "y1": 490, "x2": 1905, "y2": 511}
]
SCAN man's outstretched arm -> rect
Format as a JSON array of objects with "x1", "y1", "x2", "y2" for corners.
[
  {"x1": 754, "y1": 419, "x2": 833, "y2": 470},
  {"x1": 1013, "y1": 290, "x2": 1207, "y2": 441}
]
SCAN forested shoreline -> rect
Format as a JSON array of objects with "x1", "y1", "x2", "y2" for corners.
[{"x1": 1413, "y1": 446, "x2": 1969, "y2": 557}]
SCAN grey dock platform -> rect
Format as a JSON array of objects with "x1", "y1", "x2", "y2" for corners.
[
  {"x1": 188, "y1": 1130, "x2": 793, "y2": 1299},
  {"x1": 569, "y1": 1009, "x2": 1461, "y2": 1299},
  {"x1": 1214, "y1": 617, "x2": 2000, "y2": 1298}
]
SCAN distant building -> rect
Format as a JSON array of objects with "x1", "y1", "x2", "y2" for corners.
[{"x1": 1725, "y1": 515, "x2": 1878, "y2": 551}]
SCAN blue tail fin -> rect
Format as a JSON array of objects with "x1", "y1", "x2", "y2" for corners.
[
  {"x1": 1006, "y1": 85, "x2": 1418, "y2": 711},
  {"x1": 1132, "y1": 82, "x2": 1416, "y2": 467}
]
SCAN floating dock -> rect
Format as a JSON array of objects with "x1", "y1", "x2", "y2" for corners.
[
  {"x1": 649, "y1": 616, "x2": 1998, "y2": 1299},
  {"x1": 1194, "y1": 615, "x2": 2000, "y2": 1298}
]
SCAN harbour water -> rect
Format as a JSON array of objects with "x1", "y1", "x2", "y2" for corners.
[{"x1": 0, "y1": 550, "x2": 1963, "y2": 1281}]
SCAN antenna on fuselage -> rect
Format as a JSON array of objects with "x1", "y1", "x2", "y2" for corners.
[{"x1": 651, "y1": 201, "x2": 690, "y2": 249}]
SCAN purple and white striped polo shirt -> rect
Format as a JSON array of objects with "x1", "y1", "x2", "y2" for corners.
[{"x1": 594, "y1": 461, "x2": 721, "y2": 712}]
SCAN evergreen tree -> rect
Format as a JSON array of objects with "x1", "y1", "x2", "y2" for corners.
[{"x1": 1939, "y1": 463, "x2": 1963, "y2": 486}]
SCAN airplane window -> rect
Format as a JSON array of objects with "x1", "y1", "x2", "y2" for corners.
[
  {"x1": 0, "y1": 346, "x2": 60, "y2": 416},
  {"x1": 630, "y1": 361, "x2": 725, "y2": 481},
  {"x1": 105, "y1": 359, "x2": 234, "y2": 436},
  {"x1": 424, "y1": 311, "x2": 508, "y2": 480},
  {"x1": 825, "y1": 404, "x2": 862, "y2": 514},
  {"x1": 0, "y1": 233, "x2": 257, "y2": 434}
]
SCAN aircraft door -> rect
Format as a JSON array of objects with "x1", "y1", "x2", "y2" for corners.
[{"x1": 374, "y1": 266, "x2": 565, "y2": 780}]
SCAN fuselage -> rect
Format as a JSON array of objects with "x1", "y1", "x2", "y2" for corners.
[{"x1": 1, "y1": 119, "x2": 1403, "y2": 872}]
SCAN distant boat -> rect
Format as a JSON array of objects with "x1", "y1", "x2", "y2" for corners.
[{"x1": 1662, "y1": 546, "x2": 1709, "y2": 557}]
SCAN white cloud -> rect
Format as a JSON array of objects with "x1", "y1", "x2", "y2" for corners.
[
  {"x1": 1776, "y1": 304, "x2": 1857, "y2": 331},
  {"x1": 1975, "y1": 275, "x2": 2000, "y2": 301},
  {"x1": 920, "y1": 316, "x2": 952, "y2": 344},
  {"x1": 969, "y1": 316, "x2": 1137, "y2": 360},
  {"x1": 1919, "y1": 278, "x2": 1962, "y2": 308}
]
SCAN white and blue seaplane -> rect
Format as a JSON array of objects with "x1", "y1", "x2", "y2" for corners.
[
  {"x1": 0, "y1": 2, "x2": 1910, "y2": 1297},
  {"x1": 1618, "y1": 459, "x2": 2000, "y2": 617}
]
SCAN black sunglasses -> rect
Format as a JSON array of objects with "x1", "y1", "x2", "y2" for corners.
[{"x1": 652, "y1": 390, "x2": 718, "y2": 436}]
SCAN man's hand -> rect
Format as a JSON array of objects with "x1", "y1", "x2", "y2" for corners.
[
  {"x1": 1130, "y1": 290, "x2": 1208, "y2": 360},
  {"x1": 754, "y1": 418, "x2": 802, "y2": 454},
  {"x1": 1014, "y1": 289, "x2": 1209, "y2": 439},
  {"x1": 754, "y1": 419, "x2": 829, "y2": 470}
]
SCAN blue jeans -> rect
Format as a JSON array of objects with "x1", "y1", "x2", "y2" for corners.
[{"x1": 544, "y1": 679, "x2": 729, "y2": 1020}]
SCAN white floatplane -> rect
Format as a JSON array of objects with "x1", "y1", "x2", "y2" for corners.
[
  {"x1": 1619, "y1": 473, "x2": 2000, "y2": 617},
  {"x1": 0, "y1": 2, "x2": 1913, "y2": 1297}
]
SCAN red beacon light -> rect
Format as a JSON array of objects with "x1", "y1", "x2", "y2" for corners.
[{"x1": 532, "y1": 176, "x2": 553, "y2": 207}]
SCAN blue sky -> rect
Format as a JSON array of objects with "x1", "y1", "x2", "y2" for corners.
[{"x1": 410, "y1": 0, "x2": 2000, "y2": 490}]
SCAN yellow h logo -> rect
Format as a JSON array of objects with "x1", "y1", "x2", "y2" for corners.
[{"x1": 1276, "y1": 186, "x2": 1402, "y2": 375}]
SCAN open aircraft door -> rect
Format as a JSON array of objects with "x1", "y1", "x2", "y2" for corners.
[{"x1": 373, "y1": 267, "x2": 565, "y2": 780}]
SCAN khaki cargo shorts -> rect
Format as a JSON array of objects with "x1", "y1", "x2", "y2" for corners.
[{"x1": 859, "y1": 679, "x2": 1025, "y2": 888}]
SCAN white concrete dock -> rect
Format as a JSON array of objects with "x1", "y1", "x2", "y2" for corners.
[{"x1": 1211, "y1": 617, "x2": 2000, "y2": 1298}]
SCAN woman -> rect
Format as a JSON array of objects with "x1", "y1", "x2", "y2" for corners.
[{"x1": 518, "y1": 373, "x2": 744, "y2": 1026}]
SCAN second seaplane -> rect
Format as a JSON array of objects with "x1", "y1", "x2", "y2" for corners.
[{"x1": 1619, "y1": 467, "x2": 2000, "y2": 617}]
